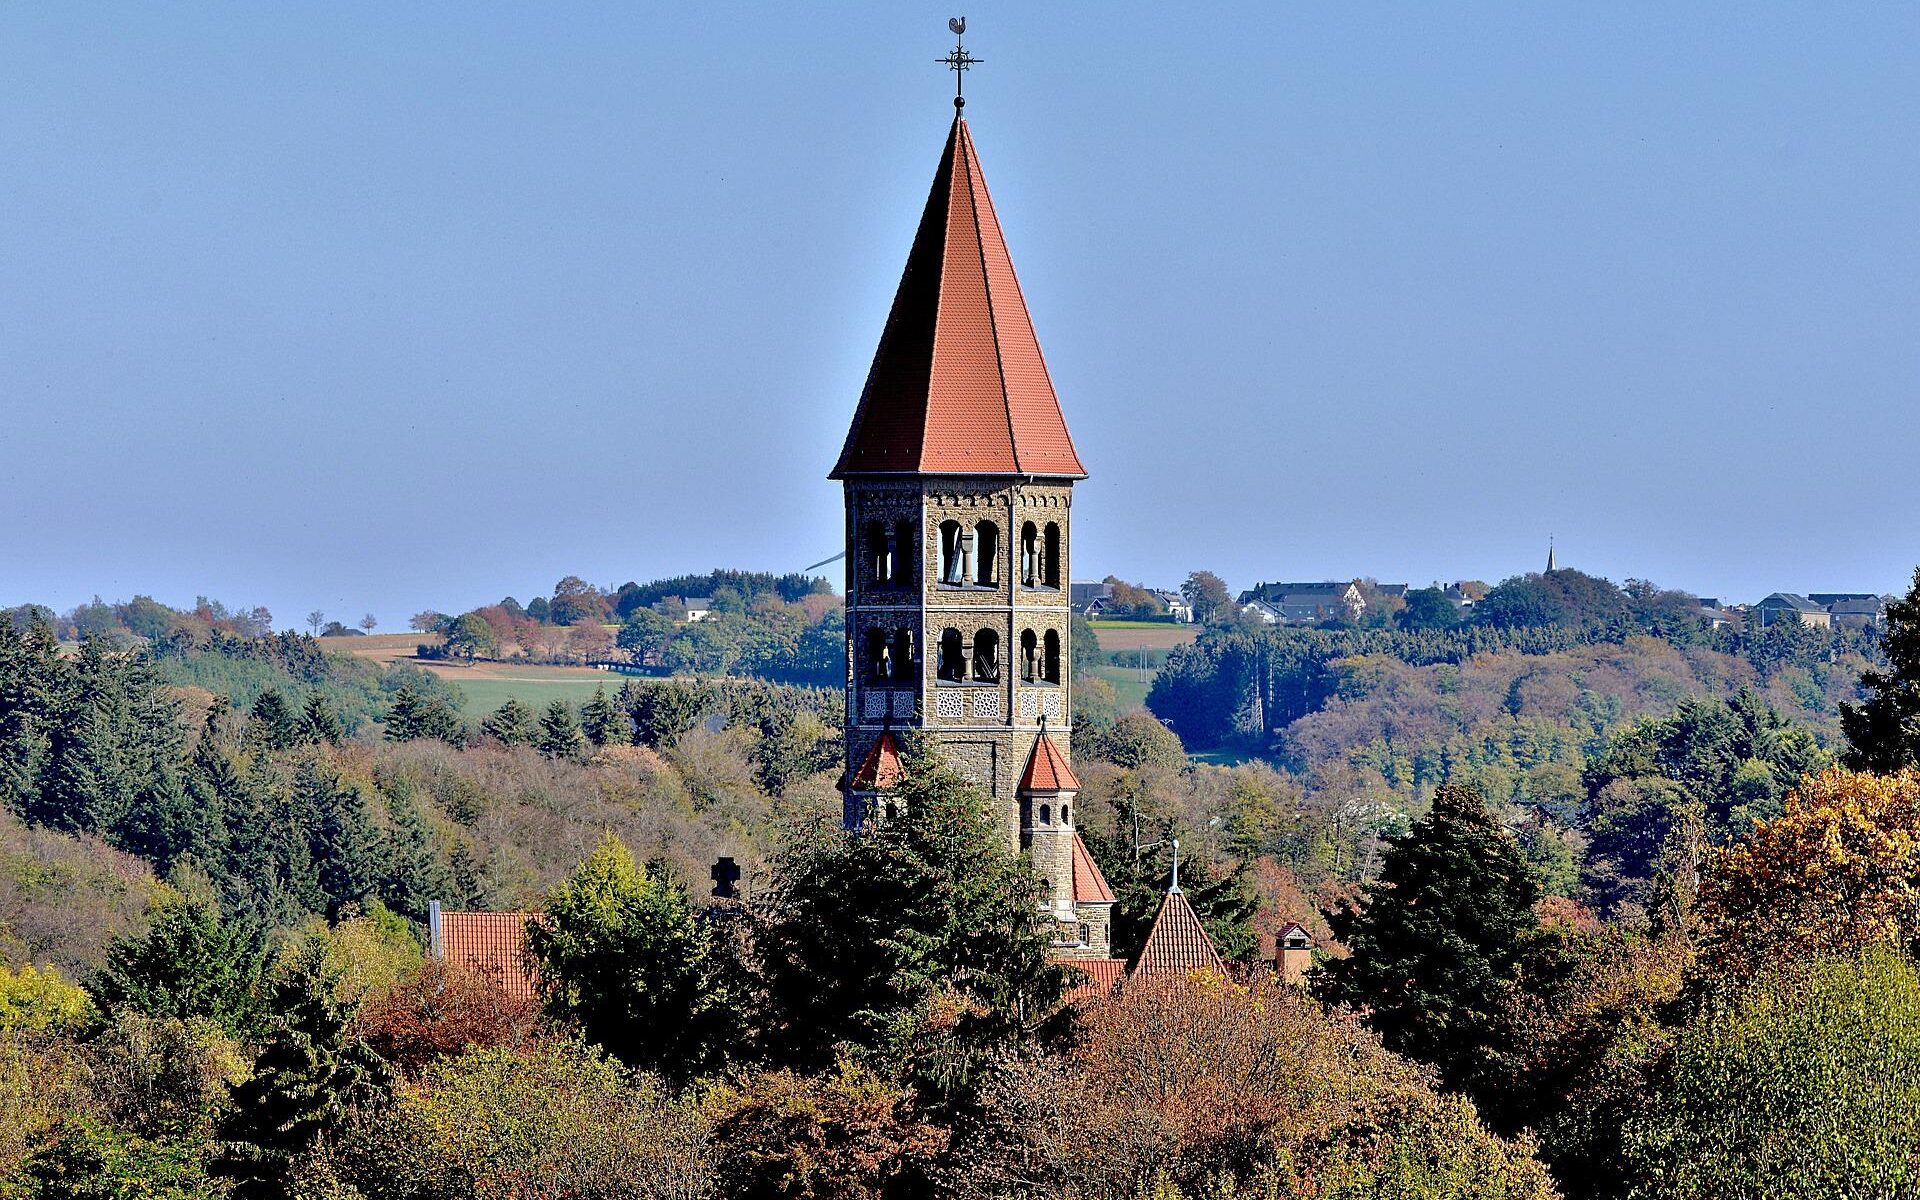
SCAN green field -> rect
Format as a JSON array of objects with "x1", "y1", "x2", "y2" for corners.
[
  {"x1": 422, "y1": 665, "x2": 628, "y2": 717},
  {"x1": 1088, "y1": 619, "x2": 1185, "y2": 630},
  {"x1": 1092, "y1": 663, "x2": 1155, "y2": 713}
]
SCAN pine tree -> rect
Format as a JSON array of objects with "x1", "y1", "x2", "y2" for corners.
[
  {"x1": 756, "y1": 741, "x2": 1064, "y2": 1094},
  {"x1": 383, "y1": 686, "x2": 460, "y2": 744},
  {"x1": 247, "y1": 689, "x2": 301, "y2": 751},
  {"x1": 382, "y1": 686, "x2": 424, "y2": 742},
  {"x1": 91, "y1": 894, "x2": 263, "y2": 1035},
  {"x1": 480, "y1": 697, "x2": 537, "y2": 746},
  {"x1": 1843, "y1": 568, "x2": 1920, "y2": 771},
  {"x1": 536, "y1": 700, "x2": 585, "y2": 760},
  {"x1": 211, "y1": 939, "x2": 388, "y2": 1199},
  {"x1": 579, "y1": 685, "x2": 623, "y2": 747},
  {"x1": 374, "y1": 788, "x2": 447, "y2": 922},
  {"x1": 1085, "y1": 829, "x2": 1261, "y2": 963},
  {"x1": 295, "y1": 757, "x2": 384, "y2": 915},
  {"x1": 1318, "y1": 784, "x2": 1540, "y2": 1095},
  {"x1": 0, "y1": 611, "x2": 69, "y2": 818},
  {"x1": 297, "y1": 693, "x2": 345, "y2": 746}
]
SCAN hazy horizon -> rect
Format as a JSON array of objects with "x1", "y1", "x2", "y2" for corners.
[{"x1": 6, "y1": 5, "x2": 1918, "y2": 629}]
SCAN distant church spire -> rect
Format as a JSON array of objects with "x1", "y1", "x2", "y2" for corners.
[{"x1": 1546, "y1": 536, "x2": 1557, "y2": 574}]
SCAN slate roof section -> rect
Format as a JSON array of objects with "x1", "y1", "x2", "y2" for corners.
[
  {"x1": 439, "y1": 910, "x2": 538, "y2": 1003},
  {"x1": 1060, "y1": 957, "x2": 1126, "y2": 1005},
  {"x1": 1071, "y1": 832, "x2": 1115, "y2": 904},
  {"x1": 847, "y1": 731, "x2": 907, "y2": 791},
  {"x1": 1131, "y1": 888, "x2": 1227, "y2": 978},
  {"x1": 831, "y1": 117, "x2": 1086, "y2": 480},
  {"x1": 1757, "y1": 592, "x2": 1826, "y2": 613},
  {"x1": 1019, "y1": 731, "x2": 1081, "y2": 794}
]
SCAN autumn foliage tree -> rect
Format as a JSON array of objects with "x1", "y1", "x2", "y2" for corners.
[
  {"x1": 355, "y1": 959, "x2": 540, "y2": 1075},
  {"x1": 961, "y1": 974, "x2": 1557, "y2": 1200},
  {"x1": 1699, "y1": 766, "x2": 1920, "y2": 977}
]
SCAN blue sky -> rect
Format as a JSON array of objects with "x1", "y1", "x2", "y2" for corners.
[{"x1": 4, "y1": 4, "x2": 1917, "y2": 627}]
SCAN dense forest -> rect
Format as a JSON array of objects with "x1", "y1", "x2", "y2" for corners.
[{"x1": 3, "y1": 566, "x2": 1920, "y2": 1198}]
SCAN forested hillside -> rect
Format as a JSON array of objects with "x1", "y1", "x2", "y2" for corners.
[{"x1": 3, "y1": 568, "x2": 1920, "y2": 1199}]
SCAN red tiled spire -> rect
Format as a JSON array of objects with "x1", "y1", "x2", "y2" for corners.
[
  {"x1": 1131, "y1": 888, "x2": 1227, "y2": 978},
  {"x1": 831, "y1": 118, "x2": 1087, "y2": 480},
  {"x1": 1019, "y1": 731, "x2": 1081, "y2": 794},
  {"x1": 846, "y1": 731, "x2": 906, "y2": 791}
]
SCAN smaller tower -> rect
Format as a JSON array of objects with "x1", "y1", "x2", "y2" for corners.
[
  {"x1": 1546, "y1": 536, "x2": 1557, "y2": 573},
  {"x1": 1276, "y1": 923, "x2": 1314, "y2": 986},
  {"x1": 1019, "y1": 726, "x2": 1080, "y2": 925}
]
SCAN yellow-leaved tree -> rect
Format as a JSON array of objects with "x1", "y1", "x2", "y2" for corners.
[{"x1": 1701, "y1": 767, "x2": 1920, "y2": 976}]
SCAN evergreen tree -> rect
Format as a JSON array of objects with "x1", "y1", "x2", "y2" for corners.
[
  {"x1": 0, "y1": 611, "x2": 68, "y2": 818},
  {"x1": 1085, "y1": 830, "x2": 1261, "y2": 963},
  {"x1": 91, "y1": 894, "x2": 263, "y2": 1035},
  {"x1": 383, "y1": 686, "x2": 460, "y2": 744},
  {"x1": 525, "y1": 833, "x2": 730, "y2": 1085},
  {"x1": 756, "y1": 741, "x2": 1064, "y2": 1096},
  {"x1": 1843, "y1": 567, "x2": 1920, "y2": 771},
  {"x1": 297, "y1": 693, "x2": 345, "y2": 746},
  {"x1": 295, "y1": 757, "x2": 384, "y2": 914},
  {"x1": 211, "y1": 938, "x2": 388, "y2": 1199},
  {"x1": 37, "y1": 640, "x2": 135, "y2": 834},
  {"x1": 536, "y1": 700, "x2": 585, "y2": 760},
  {"x1": 218, "y1": 755, "x2": 325, "y2": 923},
  {"x1": 1319, "y1": 784, "x2": 1540, "y2": 1096},
  {"x1": 579, "y1": 685, "x2": 623, "y2": 747},
  {"x1": 374, "y1": 788, "x2": 446, "y2": 922},
  {"x1": 479, "y1": 697, "x2": 537, "y2": 746},
  {"x1": 621, "y1": 679, "x2": 714, "y2": 749},
  {"x1": 247, "y1": 689, "x2": 302, "y2": 751}
]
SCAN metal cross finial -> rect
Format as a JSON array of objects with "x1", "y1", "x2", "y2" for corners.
[
  {"x1": 1170, "y1": 838, "x2": 1182, "y2": 894},
  {"x1": 938, "y1": 17, "x2": 982, "y2": 111}
]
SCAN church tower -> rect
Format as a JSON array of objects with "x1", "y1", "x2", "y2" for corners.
[{"x1": 833, "y1": 111, "x2": 1112, "y2": 957}]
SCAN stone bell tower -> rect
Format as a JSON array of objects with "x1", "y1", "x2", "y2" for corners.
[{"x1": 832, "y1": 112, "x2": 1112, "y2": 958}]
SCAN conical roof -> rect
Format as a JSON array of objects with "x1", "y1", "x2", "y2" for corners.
[
  {"x1": 1070, "y1": 833, "x2": 1114, "y2": 904},
  {"x1": 845, "y1": 732, "x2": 906, "y2": 792},
  {"x1": 1131, "y1": 888, "x2": 1226, "y2": 978},
  {"x1": 831, "y1": 117, "x2": 1086, "y2": 480},
  {"x1": 1019, "y1": 730, "x2": 1081, "y2": 793}
]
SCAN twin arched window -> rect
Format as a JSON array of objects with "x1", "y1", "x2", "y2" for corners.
[
  {"x1": 1018, "y1": 629, "x2": 1063, "y2": 684},
  {"x1": 864, "y1": 518, "x2": 915, "y2": 588},
  {"x1": 937, "y1": 520, "x2": 1000, "y2": 587},
  {"x1": 1019, "y1": 521, "x2": 1063, "y2": 589},
  {"x1": 935, "y1": 627, "x2": 1004, "y2": 684},
  {"x1": 864, "y1": 627, "x2": 917, "y2": 682}
]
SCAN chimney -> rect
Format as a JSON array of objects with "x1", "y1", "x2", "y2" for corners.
[{"x1": 428, "y1": 899, "x2": 444, "y2": 960}]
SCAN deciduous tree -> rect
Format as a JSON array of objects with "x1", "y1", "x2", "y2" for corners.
[
  {"x1": 1699, "y1": 766, "x2": 1920, "y2": 977},
  {"x1": 525, "y1": 833, "x2": 730, "y2": 1085}
]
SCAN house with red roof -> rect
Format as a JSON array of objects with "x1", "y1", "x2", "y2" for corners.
[{"x1": 428, "y1": 901, "x2": 539, "y2": 1003}]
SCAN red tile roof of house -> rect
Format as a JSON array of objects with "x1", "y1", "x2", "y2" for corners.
[
  {"x1": 831, "y1": 117, "x2": 1086, "y2": 480},
  {"x1": 1071, "y1": 832, "x2": 1114, "y2": 904},
  {"x1": 439, "y1": 910, "x2": 539, "y2": 1003},
  {"x1": 846, "y1": 731, "x2": 906, "y2": 791},
  {"x1": 1019, "y1": 731, "x2": 1081, "y2": 794},
  {"x1": 1131, "y1": 888, "x2": 1227, "y2": 978},
  {"x1": 1060, "y1": 957, "x2": 1126, "y2": 1005}
]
